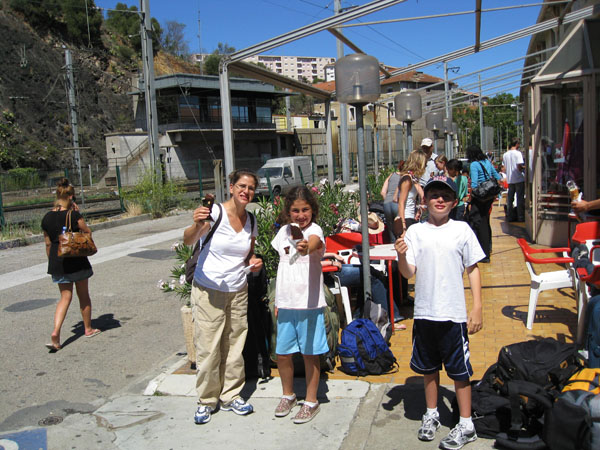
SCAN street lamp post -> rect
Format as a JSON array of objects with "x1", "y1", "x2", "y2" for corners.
[
  {"x1": 394, "y1": 90, "x2": 422, "y2": 155},
  {"x1": 335, "y1": 54, "x2": 380, "y2": 303},
  {"x1": 425, "y1": 111, "x2": 445, "y2": 155},
  {"x1": 443, "y1": 117, "x2": 453, "y2": 157}
]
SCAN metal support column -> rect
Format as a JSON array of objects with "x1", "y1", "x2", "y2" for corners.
[
  {"x1": 219, "y1": 61, "x2": 234, "y2": 198},
  {"x1": 335, "y1": 0, "x2": 350, "y2": 184},
  {"x1": 325, "y1": 101, "x2": 334, "y2": 183},
  {"x1": 479, "y1": 74, "x2": 484, "y2": 148},
  {"x1": 355, "y1": 107, "x2": 372, "y2": 302},
  {"x1": 65, "y1": 49, "x2": 85, "y2": 208},
  {"x1": 140, "y1": 0, "x2": 160, "y2": 181}
]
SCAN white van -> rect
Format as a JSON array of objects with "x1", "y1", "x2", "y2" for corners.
[{"x1": 256, "y1": 156, "x2": 313, "y2": 197}]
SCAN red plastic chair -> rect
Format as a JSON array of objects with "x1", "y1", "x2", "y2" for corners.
[
  {"x1": 516, "y1": 238, "x2": 575, "y2": 330},
  {"x1": 323, "y1": 233, "x2": 363, "y2": 327}
]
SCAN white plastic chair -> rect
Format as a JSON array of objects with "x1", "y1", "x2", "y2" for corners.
[{"x1": 516, "y1": 238, "x2": 575, "y2": 330}]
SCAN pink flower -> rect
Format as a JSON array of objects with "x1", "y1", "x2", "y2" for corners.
[{"x1": 311, "y1": 186, "x2": 319, "y2": 193}]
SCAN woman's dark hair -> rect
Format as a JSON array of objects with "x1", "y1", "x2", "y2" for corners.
[
  {"x1": 229, "y1": 168, "x2": 258, "y2": 187},
  {"x1": 447, "y1": 159, "x2": 462, "y2": 172},
  {"x1": 277, "y1": 186, "x2": 319, "y2": 225},
  {"x1": 466, "y1": 145, "x2": 486, "y2": 162}
]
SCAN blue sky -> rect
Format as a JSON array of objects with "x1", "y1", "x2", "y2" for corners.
[{"x1": 95, "y1": 0, "x2": 546, "y2": 95}]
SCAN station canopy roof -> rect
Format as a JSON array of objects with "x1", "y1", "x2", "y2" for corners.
[{"x1": 532, "y1": 18, "x2": 600, "y2": 83}]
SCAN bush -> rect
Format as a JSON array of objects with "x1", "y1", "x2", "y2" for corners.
[
  {"x1": 122, "y1": 170, "x2": 184, "y2": 218},
  {"x1": 1, "y1": 168, "x2": 43, "y2": 191},
  {"x1": 253, "y1": 183, "x2": 360, "y2": 278}
]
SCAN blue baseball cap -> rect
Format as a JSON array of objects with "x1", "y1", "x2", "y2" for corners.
[{"x1": 424, "y1": 175, "x2": 457, "y2": 195}]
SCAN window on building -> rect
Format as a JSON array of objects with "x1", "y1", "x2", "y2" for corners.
[
  {"x1": 177, "y1": 95, "x2": 200, "y2": 123},
  {"x1": 256, "y1": 98, "x2": 272, "y2": 124},
  {"x1": 207, "y1": 97, "x2": 221, "y2": 123},
  {"x1": 232, "y1": 98, "x2": 249, "y2": 123}
]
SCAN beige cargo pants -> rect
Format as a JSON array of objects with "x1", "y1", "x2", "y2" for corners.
[{"x1": 191, "y1": 282, "x2": 248, "y2": 408}]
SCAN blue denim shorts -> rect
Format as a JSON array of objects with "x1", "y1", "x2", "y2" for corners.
[
  {"x1": 276, "y1": 308, "x2": 329, "y2": 356},
  {"x1": 52, "y1": 268, "x2": 93, "y2": 284}
]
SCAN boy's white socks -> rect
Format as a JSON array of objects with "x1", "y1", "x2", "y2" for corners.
[
  {"x1": 426, "y1": 407, "x2": 439, "y2": 417},
  {"x1": 459, "y1": 416, "x2": 474, "y2": 431}
]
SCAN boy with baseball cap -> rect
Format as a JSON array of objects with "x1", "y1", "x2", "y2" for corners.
[{"x1": 395, "y1": 175, "x2": 485, "y2": 449}]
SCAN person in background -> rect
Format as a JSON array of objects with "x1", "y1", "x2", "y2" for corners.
[
  {"x1": 183, "y1": 169, "x2": 263, "y2": 425},
  {"x1": 433, "y1": 155, "x2": 448, "y2": 177},
  {"x1": 392, "y1": 149, "x2": 427, "y2": 302},
  {"x1": 395, "y1": 175, "x2": 484, "y2": 450},
  {"x1": 271, "y1": 186, "x2": 328, "y2": 424},
  {"x1": 41, "y1": 178, "x2": 100, "y2": 351},
  {"x1": 466, "y1": 145, "x2": 501, "y2": 263},
  {"x1": 381, "y1": 161, "x2": 405, "y2": 243},
  {"x1": 418, "y1": 138, "x2": 438, "y2": 187},
  {"x1": 447, "y1": 159, "x2": 468, "y2": 221},
  {"x1": 502, "y1": 138, "x2": 525, "y2": 222}
]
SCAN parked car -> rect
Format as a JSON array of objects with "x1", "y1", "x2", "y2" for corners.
[{"x1": 256, "y1": 156, "x2": 314, "y2": 197}]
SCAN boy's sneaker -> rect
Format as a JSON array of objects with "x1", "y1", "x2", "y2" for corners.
[
  {"x1": 417, "y1": 412, "x2": 440, "y2": 441},
  {"x1": 193, "y1": 405, "x2": 213, "y2": 424},
  {"x1": 439, "y1": 423, "x2": 477, "y2": 450},
  {"x1": 275, "y1": 396, "x2": 297, "y2": 417},
  {"x1": 293, "y1": 402, "x2": 320, "y2": 424},
  {"x1": 220, "y1": 398, "x2": 253, "y2": 415}
]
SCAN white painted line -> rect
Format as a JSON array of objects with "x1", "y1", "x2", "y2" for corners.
[{"x1": 0, "y1": 228, "x2": 185, "y2": 292}]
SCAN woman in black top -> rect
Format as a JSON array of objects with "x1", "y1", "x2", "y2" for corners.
[{"x1": 41, "y1": 178, "x2": 99, "y2": 350}]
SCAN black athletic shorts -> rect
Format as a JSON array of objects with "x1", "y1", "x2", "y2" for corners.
[{"x1": 410, "y1": 319, "x2": 473, "y2": 381}]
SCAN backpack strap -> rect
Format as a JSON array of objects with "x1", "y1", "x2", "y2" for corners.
[{"x1": 193, "y1": 203, "x2": 224, "y2": 256}]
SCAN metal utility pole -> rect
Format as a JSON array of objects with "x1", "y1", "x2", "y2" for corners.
[
  {"x1": 65, "y1": 49, "x2": 85, "y2": 207},
  {"x1": 444, "y1": 61, "x2": 452, "y2": 158},
  {"x1": 335, "y1": 0, "x2": 350, "y2": 183},
  {"x1": 197, "y1": 9, "x2": 203, "y2": 75},
  {"x1": 140, "y1": 0, "x2": 161, "y2": 181},
  {"x1": 478, "y1": 74, "x2": 484, "y2": 149}
]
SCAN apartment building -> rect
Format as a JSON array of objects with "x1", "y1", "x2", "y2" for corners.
[{"x1": 192, "y1": 53, "x2": 336, "y2": 83}]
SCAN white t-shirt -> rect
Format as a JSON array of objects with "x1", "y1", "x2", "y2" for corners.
[
  {"x1": 419, "y1": 152, "x2": 438, "y2": 186},
  {"x1": 271, "y1": 222, "x2": 326, "y2": 309},
  {"x1": 404, "y1": 219, "x2": 485, "y2": 323},
  {"x1": 193, "y1": 205, "x2": 257, "y2": 292},
  {"x1": 502, "y1": 149, "x2": 525, "y2": 184}
]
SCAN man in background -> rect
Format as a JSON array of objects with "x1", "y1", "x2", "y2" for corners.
[{"x1": 502, "y1": 138, "x2": 525, "y2": 222}]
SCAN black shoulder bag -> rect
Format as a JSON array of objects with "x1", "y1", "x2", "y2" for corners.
[{"x1": 471, "y1": 162, "x2": 501, "y2": 202}]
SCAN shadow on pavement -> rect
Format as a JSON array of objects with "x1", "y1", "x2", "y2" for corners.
[{"x1": 382, "y1": 379, "x2": 456, "y2": 427}]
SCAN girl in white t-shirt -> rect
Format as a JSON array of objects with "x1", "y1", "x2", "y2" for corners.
[{"x1": 271, "y1": 186, "x2": 328, "y2": 424}]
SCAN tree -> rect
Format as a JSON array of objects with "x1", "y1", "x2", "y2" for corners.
[
  {"x1": 203, "y1": 42, "x2": 235, "y2": 75},
  {"x1": 61, "y1": 0, "x2": 103, "y2": 46},
  {"x1": 160, "y1": 21, "x2": 189, "y2": 57},
  {"x1": 105, "y1": 3, "x2": 162, "y2": 55},
  {"x1": 452, "y1": 92, "x2": 520, "y2": 151}
]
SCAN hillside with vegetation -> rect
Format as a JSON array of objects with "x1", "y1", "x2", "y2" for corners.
[{"x1": 0, "y1": 0, "x2": 201, "y2": 175}]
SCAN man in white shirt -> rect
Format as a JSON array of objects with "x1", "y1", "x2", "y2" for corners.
[
  {"x1": 419, "y1": 137, "x2": 438, "y2": 187},
  {"x1": 502, "y1": 138, "x2": 525, "y2": 222}
]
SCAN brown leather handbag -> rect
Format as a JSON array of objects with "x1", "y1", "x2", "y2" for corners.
[{"x1": 57, "y1": 210, "x2": 98, "y2": 258}]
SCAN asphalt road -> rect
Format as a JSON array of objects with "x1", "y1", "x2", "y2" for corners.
[{"x1": 0, "y1": 212, "x2": 194, "y2": 432}]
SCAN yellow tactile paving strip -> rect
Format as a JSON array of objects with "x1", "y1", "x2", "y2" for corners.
[{"x1": 178, "y1": 205, "x2": 579, "y2": 385}]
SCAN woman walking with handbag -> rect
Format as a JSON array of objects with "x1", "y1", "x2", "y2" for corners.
[
  {"x1": 466, "y1": 145, "x2": 501, "y2": 263},
  {"x1": 42, "y1": 178, "x2": 99, "y2": 351}
]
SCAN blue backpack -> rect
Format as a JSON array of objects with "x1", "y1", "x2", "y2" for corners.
[{"x1": 337, "y1": 318, "x2": 397, "y2": 376}]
